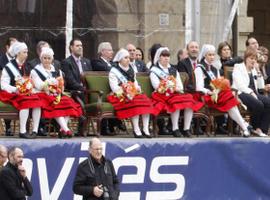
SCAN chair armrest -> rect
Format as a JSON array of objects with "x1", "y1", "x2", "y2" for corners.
[{"x1": 85, "y1": 89, "x2": 104, "y2": 105}]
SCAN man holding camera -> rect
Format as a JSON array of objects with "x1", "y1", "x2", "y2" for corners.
[{"x1": 73, "y1": 138, "x2": 119, "y2": 200}]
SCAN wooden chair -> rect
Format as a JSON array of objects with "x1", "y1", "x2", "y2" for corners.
[{"x1": 82, "y1": 71, "x2": 131, "y2": 136}]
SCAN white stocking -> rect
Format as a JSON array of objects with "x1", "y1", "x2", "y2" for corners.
[
  {"x1": 19, "y1": 109, "x2": 29, "y2": 133},
  {"x1": 170, "y1": 110, "x2": 180, "y2": 131},
  {"x1": 228, "y1": 106, "x2": 247, "y2": 131},
  {"x1": 131, "y1": 115, "x2": 142, "y2": 136},
  {"x1": 142, "y1": 114, "x2": 150, "y2": 135},
  {"x1": 32, "y1": 108, "x2": 41, "y2": 132},
  {"x1": 55, "y1": 117, "x2": 69, "y2": 131},
  {"x1": 184, "y1": 108, "x2": 193, "y2": 131}
]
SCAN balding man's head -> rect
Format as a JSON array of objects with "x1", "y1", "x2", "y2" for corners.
[
  {"x1": 126, "y1": 43, "x2": 137, "y2": 61},
  {"x1": 89, "y1": 138, "x2": 103, "y2": 162}
]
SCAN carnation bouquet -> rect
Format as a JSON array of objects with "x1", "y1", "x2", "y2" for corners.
[
  {"x1": 44, "y1": 77, "x2": 64, "y2": 104},
  {"x1": 210, "y1": 76, "x2": 231, "y2": 103},
  {"x1": 115, "y1": 81, "x2": 140, "y2": 102},
  {"x1": 157, "y1": 75, "x2": 177, "y2": 96},
  {"x1": 15, "y1": 76, "x2": 33, "y2": 96}
]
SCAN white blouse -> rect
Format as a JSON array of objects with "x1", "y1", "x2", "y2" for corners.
[
  {"x1": 150, "y1": 63, "x2": 183, "y2": 92},
  {"x1": 108, "y1": 64, "x2": 140, "y2": 93}
]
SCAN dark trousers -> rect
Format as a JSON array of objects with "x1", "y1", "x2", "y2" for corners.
[{"x1": 239, "y1": 93, "x2": 270, "y2": 132}]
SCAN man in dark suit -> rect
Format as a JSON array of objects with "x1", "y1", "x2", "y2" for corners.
[
  {"x1": 0, "y1": 37, "x2": 17, "y2": 136},
  {"x1": 61, "y1": 38, "x2": 92, "y2": 136},
  {"x1": 176, "y1": 41, "x2": 200, "y2": 93},
  {"x1": 91, "y1": 42, "x2": 114, "y2": 71},
  {"x1": 126, "y1": 43, "x2": 148, "y2": 72},
  {"x1": 91, "y1": 42, "x2": 126, "y2": 135},
  {"x1": 0, "y1": 147, "x2": 33, "y2": 200}
]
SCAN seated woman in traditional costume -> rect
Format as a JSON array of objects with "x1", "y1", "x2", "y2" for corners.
[
  {"x1": 194, "y1": 44, "x2": 251, "y2": 137},
  {"x1": 0, "y1": 42, "x2": 42, "y2": 138},
  {"x1": 107, "y1": 48, "x2": 155, "y2": 138},
  {"x1": 30, "y1": 47, "x2": 82, "y2": 138},
  {"x1": 150, "y1": 47, "x2": 204, "y2": 137},
  {"x1": 232, "y1": 47, "x2": 270, "y2": 137}
]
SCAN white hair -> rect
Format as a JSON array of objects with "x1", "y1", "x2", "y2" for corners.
[
  {"x1": 40, "y1": 47, "x2": 54, "y2": 59},
  {"x1": 8, "y1": 42, "x2": 27, "y2": 57},
  {"x1": 97, "y1": 42, "x2": 112, "y2": 54}
]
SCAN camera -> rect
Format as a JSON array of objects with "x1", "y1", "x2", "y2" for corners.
[{"x1": 102, "y1": 186, "x2": 110, "y2": 200}]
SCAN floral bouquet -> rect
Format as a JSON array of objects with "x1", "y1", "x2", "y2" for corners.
[
  {"x1": 15, "y1": 76, "x2": 33, "y2": 96},
  {"x1": 44, "y1": 77, "x2": 64, "y2": 104},
  {"x1": 157, "y1": 75, "x2": 176, "y2": 96},
  {"x1": 210, "y1": 76, "x2": 231, "y2": 103},
  {"x1": 115, "y1": 81, "x2": 140, "y2": 102}
]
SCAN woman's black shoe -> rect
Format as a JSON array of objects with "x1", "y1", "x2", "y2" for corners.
[
  {"x1": 142, "y1": 131, "x2": 152, "y2": 138},
  {"x1": 19, "y1": 133, "x2": 32, "y2": 139},
  {"x1": 182, "y1": 130, "x2": 192, "y2": 137},
  {"x1": 172, "y1": 129, "x2": 182, "y2": 137},
  {"x1": 133, "y1": 132, "x2": 143, "y2": 138}
]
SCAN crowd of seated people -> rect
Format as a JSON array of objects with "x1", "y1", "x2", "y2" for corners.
[{"x1": 0, "y1": 36, "x2": 270, "y2": 138}]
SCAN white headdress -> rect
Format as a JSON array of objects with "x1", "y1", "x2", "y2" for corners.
[
  {"x1": 198, "y1": 44, "x2": 215, "y2": 62},
  {"x1": 40, "y1": 47, "x2": 54, "y2": 58},
  {"x1": 113, "y1": 48, "x2": 129, "y2": 62},
  {"x1": 9, "y1": 42, "x2": 27, "y2": 57},
  {"x1": 153, "y1": 47, "x2": 169, "y2": 65}
]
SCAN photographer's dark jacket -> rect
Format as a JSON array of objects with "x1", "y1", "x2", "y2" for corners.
[
  {"x1": 73, "y1": 155, "x2": 120, "y2": 200},
  {"x1": 0, "y1": 162, "x2": 33, "y2": 200}
]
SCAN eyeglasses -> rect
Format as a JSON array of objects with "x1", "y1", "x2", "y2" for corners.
[{"x1": 91, "y1": 147, "x2": 102, "y2": 151}]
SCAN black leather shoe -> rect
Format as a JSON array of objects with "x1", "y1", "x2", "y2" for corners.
[
  {"x1": 37, "y1": 128, "x2": 48, "y2": 136},
  {"x1": 101, "y1": 127, "x2": 115, "y2": 136},
  {"x1": 31, "y1": 132, "x2": 37, "y2": 139},
  {"x1": 142, "y1": 131, "x2": 152, "y2": 138},
  {"x1": 118, "y1": 123, "x2": 127, "y2": 131},
  {"x1": 215, "y1": 126, "x2": 230, "y2": 135},
  {"x1": 182, "y1": 130, "x2": 192, "y2": 137},
  {"x1": 133, "y1": 132, "x2": 143, "y2": 138},
  {"x1": 158, "y1": 127, "x2": 170, "y2": 135},
  {"x1": 5, "y1": 128, "x2": 13, "y2": 136},
  {"x1": 19, "y1": 133, "x2": 32, "y2": 139},
  {"x1": 172, "y1": 129, "x2": 182, "y2": 137}
]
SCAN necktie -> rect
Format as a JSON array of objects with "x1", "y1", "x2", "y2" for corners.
[
  {"x1": 193, "y1": 62, "x2": 196, "y2": 69},
  {"x1": 76, "y1": 59, "x2": 83, "y2": 74}
]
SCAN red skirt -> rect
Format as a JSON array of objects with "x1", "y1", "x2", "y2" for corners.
[
  {"x1": 151, "y1": 92, "x2": 204, "y2": 115},
  {"x1": 193, "y1": 90, "x2": 239, "y2": 112},
  {"x1": 107, "y1": 94, "x2": 156, "y2": 119},
  {"x1": 37, "y1": 93, "x2": 82, "y2": 118},
  {"x1": 0, "y1": 90, "x2": 43, "y2": 110}
]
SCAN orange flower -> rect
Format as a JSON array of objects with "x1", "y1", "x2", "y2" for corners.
[
  {"x1": 116, "y1": 81, "x2": 139, "y2": 102},
  {"x1": 15, "y1": 76, "x2": 33, "y2": 96},
  {"x1": 210, "y1": 77, "x2": 231, "y2": 91},
  {"x1": 157, "y1": 75, "x2": 176, "y2": 96},
  {"x1": 45, "y1": 77, "x2": 64, "y2": 104}
]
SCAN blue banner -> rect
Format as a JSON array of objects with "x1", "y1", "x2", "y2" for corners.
[{"x1": 1, "y1": 138, "x2": 270, "y2": 200}]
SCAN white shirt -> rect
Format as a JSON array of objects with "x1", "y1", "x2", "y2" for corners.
[
  {"x1": 109, "y1": 64, "x2": 140, "y2": 93},
  {"x1": 150, "y1": 63, "x2": 183, "y2": 92}
]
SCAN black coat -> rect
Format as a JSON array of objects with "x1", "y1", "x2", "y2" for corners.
[
  {"x1": 73, "y1": 156, "x2": 119, "y2": 200},
  {"x1": 0, "y1": 162, "x2": 33, "y2": 200},
  {"x1": 61, "y1": 55, "x2": 92, "y2": 91},
  {"x1": 133, "y1": 60, "x2": 148, "y2": 72},
  {"x1": 91, "y1": 58, "x2": 114, "y2": 71},
  {"x1": 0, "y1": 53, "x2": 9, "y2": 70},
  {"x1": 177, "y1": 57, "x2": 196, "y2": 92}
]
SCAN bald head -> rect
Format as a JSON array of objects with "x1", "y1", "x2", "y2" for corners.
[
  {"x1": 89, "y1": 138, "x2": 103, "y2": 162},
  {"x1": 0, "y1": 145, "x2": 7, "y2": 167},
  {"x1": 126, "y1": 43, "x2": 137, "y2": 61}
]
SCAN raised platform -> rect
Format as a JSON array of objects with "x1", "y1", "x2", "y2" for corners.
[{"x1": 1, "y1": 137, "x2": 270, "y2": 200}]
